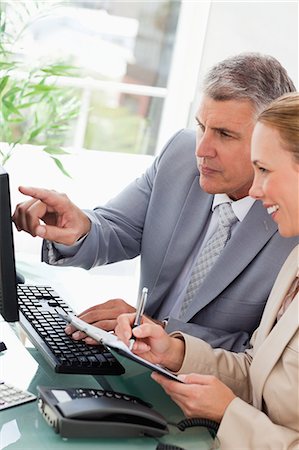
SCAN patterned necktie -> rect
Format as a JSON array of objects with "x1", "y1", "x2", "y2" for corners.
[{"x1": 179, "y1": 202, "x2": 238, "y2": 319}]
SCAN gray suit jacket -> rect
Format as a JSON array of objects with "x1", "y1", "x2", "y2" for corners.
[{"x1": 43, "y1": 129, "x2": 298, "y2": 351}]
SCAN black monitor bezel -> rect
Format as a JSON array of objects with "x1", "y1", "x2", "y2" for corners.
[{"x1": 0, "y1": 166, "x2": 19, "y2": 322}]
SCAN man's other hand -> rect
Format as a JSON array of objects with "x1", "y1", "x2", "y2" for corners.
[{"x1": 65, "y1": 299, "x2": 136, "y2": 344}]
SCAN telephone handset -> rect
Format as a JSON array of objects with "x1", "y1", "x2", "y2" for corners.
[{"x1": 37, "y1": 386, "x2": 168, "y2": 438}]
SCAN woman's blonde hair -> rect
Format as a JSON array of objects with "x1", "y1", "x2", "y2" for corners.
[{"x1": 257, "y1": 92, "x2": 299, "y2": 163}]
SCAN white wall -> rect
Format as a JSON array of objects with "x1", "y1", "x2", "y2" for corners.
[{"x1": 188, "y1": 1, "x2": 298, "y2": 123}]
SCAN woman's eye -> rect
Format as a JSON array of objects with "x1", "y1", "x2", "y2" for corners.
[{"x1": 259, "y1": 167, "x2": 268, "y2": 174}]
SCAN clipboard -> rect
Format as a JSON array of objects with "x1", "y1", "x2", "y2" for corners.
[{"x1": 59, "y1": 313, "x2": 183, "y2": 383}]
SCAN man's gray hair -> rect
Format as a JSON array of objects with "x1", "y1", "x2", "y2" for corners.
[{"x1": 203, "y1": 53, "x2": 296, "y2": 114}]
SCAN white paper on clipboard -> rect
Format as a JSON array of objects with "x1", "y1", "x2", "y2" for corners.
[{"x1": 60, "y1": 312, "x2": 182, "y2": 383}]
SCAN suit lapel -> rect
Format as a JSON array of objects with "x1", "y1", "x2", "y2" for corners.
[
  {"x1": 250, "y1": 247, "x2": 299, "y2": 408},
  {"x1": 251, "y1": 294, "x2": 298, "y2": 409},
  {"x1": 254, "y1": 251, "x2": 298, "y2": 345},
  {"x1": 148, "y1": 176, "x2": 213, "y2": 315},
  {"x1": 184, "y1": 200, "x2": 278, "y2": 321}
]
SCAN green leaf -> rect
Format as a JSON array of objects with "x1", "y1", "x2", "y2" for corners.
[
  {"x1": 1, "y1": 104, "x2": 10, "y2": 120},
  {"x1": 0, "y1": 75, "x2": 9, "y2": 95},
  {"x1": 41, "y1": 64, "x2": 78, "y2": 77},
  {"x1": 1, "y1": 98, "x2": 23, "y2": 116},
  {"x1": 0, "y1": 61, "x2": 16, "y2": 69},
  {"x1": 27, "y1": 84, "x2": 59, "y2": 93},
  {"x1": 3, "y1": 86, "x2": 22, "y2": 98},
  {"x1": 29, "y1": 125, "x2": 47, "y2": 140},
  {"x1": 5, "y1": 117, "x2": 24, "y2": 123},
  {"x1": 51, "y1": 157, "x2": 72, "y2": 178},
  {"x1": 18, "y1": 101, "x2": 38, "y2": 109},
  {"x1": 1, "y1": 152, "x2": 12, "y2": 165},
  {"x1": 43, "y1": 146, "x2": 70, "y2": 155}
]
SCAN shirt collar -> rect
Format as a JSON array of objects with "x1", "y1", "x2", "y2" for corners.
[{"x1": 212, "y1": 193, "x2": 256, "y2": 222}]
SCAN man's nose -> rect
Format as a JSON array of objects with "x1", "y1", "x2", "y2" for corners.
[{"x1": 195, "y1": 133, "x2": 216, "y2": 158}]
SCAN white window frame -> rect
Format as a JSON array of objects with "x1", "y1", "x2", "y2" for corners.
[{"x1": 156, "y1": 0, "x2": 211, "y2": 152}]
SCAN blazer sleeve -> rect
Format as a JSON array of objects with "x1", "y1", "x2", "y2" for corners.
[
  {"x1": 166, "y1": 318, "x2": 251, "y2": 352},
  {"x1": 218, "y1": 397, "x2": 299, "y2": 450},
  {"x1": 172, "y1": 329, "x2": 299, "y2": 449},
  {"x1": 171, "y1": 332, "x2": 254, "y2": 402}
]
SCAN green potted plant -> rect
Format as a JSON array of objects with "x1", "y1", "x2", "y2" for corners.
[{"x1": 0, "y1": 1, "x2": 80, "y2": 177}]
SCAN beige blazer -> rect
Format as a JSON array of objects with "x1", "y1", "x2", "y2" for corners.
[{"x1": 174, "y1": 245, "x2": 299, "y2": 449}]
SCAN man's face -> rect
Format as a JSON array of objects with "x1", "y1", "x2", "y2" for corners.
[{"x1": 195, "y1": 96, "x2": 256, "y2": 200}]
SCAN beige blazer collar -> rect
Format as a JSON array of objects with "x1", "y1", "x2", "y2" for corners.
[{"x1": 250, "y1": 246, "x2": 299, "y2": 409}]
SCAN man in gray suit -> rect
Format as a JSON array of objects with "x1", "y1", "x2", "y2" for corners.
[{"x1": 13, "y1": 53, "x2": 297, "y2": 352}]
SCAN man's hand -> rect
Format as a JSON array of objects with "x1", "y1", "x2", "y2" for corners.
[
  {"x1": 65, "y1": 299, "x2": 136, "y2": 344},
  {"x1": 151, "y1": 372, "x2": 236, "y2": 422},
  {"x1": 12, "y1": 186, "x2": 91, "y2": 245}
]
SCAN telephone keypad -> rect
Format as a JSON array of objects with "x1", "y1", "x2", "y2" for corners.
[
  {"x1": 68, "y1": 388, "x2": 150, "y2": 407},
  {"x1": 0, "y1": 381, "x2": 36, "y2": 410}
]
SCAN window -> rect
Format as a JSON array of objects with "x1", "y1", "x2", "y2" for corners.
[{"x1": 1, "y1": 1, "x2": 187, "y2": 156}]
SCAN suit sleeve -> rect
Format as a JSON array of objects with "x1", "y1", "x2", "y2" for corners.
[
  {"x1": 42, "y1": 130, "x2": 185, "y2": 269},
  {"x1": 218, "y1": 397, "x2": 299, "y2": 450},
  {"x1": 42, "y1": 151, "x2": 159, "y2": 268}
]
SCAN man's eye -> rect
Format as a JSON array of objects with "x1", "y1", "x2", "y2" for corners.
[
  {"x1": 219, "y1": 130, "x2": 231, "y2": 138},
  {"x1": 196, "y1": 122, "x2": 205, "y2": 133}
]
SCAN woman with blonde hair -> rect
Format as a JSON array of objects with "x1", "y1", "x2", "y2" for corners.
[{"x1": 116, "y1": 93, "x2": 299, "y2": 449}]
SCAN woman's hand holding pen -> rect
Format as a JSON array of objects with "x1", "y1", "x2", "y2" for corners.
[{"x1": 115, "y1": 313, "x2": 185, "y2": 372}]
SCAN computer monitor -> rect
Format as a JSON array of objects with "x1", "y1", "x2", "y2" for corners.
[{"x1": 0, "y1": 165, "x2": 19, "y2": 322}]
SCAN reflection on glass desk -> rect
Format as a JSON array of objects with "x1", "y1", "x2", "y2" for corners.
[{"x1": 0, "y1": 321, "x2": 216, "y2": 450}]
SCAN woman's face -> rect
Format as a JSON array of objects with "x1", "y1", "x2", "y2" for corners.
[{"x1": 250, "y1": 122, "x2": 299, "y2": 238}]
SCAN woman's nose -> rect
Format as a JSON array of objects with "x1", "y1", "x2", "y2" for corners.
[{"x1": 249, "y1": 176, "x2": 263, "y2": 199}]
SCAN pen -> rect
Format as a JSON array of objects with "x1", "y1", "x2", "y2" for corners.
[{"x1": 129, "y1": 287, "x2": 148, "y2": 350}]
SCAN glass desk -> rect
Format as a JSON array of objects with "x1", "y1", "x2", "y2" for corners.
[{"x1": 0, "y1": 321, "x2": 216, "y2": 450}]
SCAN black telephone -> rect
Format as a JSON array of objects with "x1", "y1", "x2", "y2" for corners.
[{"x1": 37, "y1": 386, "x2": 169, "y2": 438}]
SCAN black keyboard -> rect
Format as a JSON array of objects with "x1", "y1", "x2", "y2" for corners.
[{"x1": 17, "y1": 285, "x2": 125, "y2": 375}]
